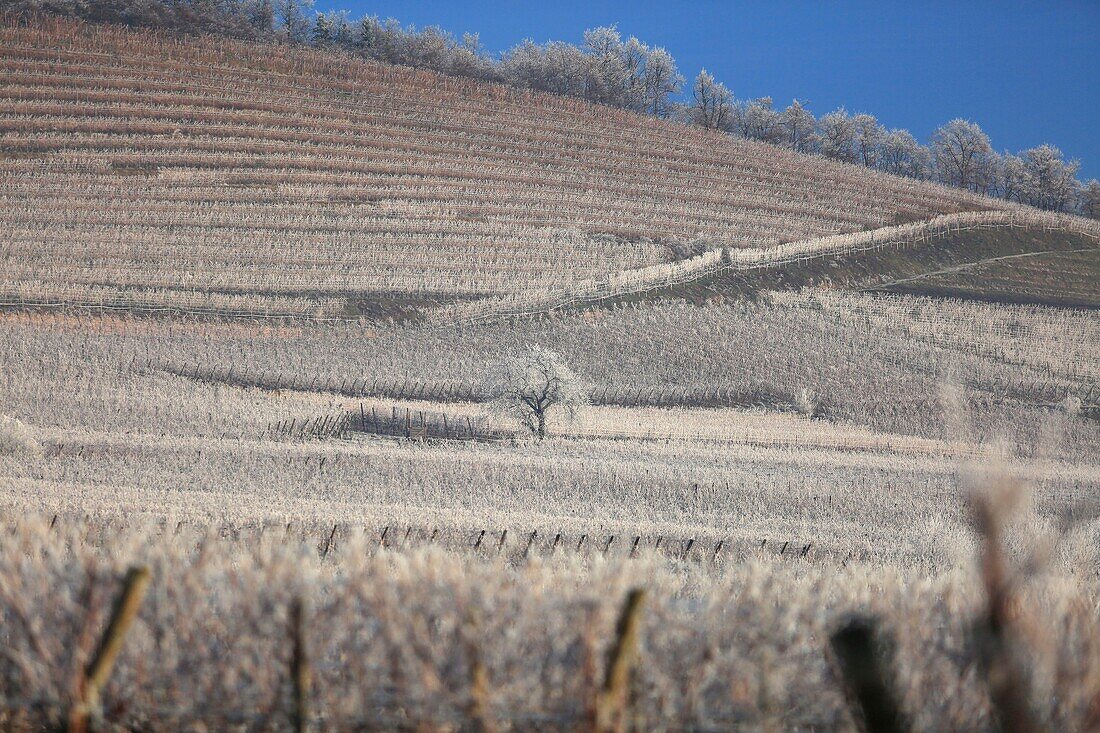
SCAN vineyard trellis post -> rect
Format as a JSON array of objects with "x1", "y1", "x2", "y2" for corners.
[
  {"x1": 595, "y1": 588, "x2": 647, "y2": 733},
  {"x1": 67, "y1": 565, "x2": 151, "y2": 733},
  {"x1": 829, "y1": 616, "x2": 909, "y2": 733},
  {"x1": 289, "y1": 597, "x2": 312, "y2": 733}
]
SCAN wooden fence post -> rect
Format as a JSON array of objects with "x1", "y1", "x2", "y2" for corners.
[
  {"x1": 595, "y1": 588, "x2": 647, "y2": 733},
  {"x1": 67, "y1": 566, "x2": 151, "y2": 733},
  {"x1": 289, "y1": 597, "x2": 311, "y2": 733},
  {"x1": 321, "y1": 524, "x2": 338, "y2": 559},
  {"x1": 465, "y1": 610, "x2": 496, "y2": 733},
  {"x1": 829, "y1": 616, "x2": 908, "y2": 733},
  {"x1": 523, "y1": 530, "x2": 538, "y2": 559}
]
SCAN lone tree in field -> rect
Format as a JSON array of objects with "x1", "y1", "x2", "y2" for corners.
[{"x1": 483, "y1": 346, "x2": 588, "y2": 439}]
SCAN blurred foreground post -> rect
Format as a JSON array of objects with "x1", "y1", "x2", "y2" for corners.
[
  {"x1": 464, "y1": 609, "x2": 497, "y2": 733},
  {"x1": 289, "y1": 597, "x2": 312, "y2": 733},
  {"x1": 68, "y1": 565, "x2": 151, "y2": 733},
  {"x1": 971, "y1": 491, "x2": 1044, "y2": 733},
  {"x1": 596, "y1": 588, "x2": 646, "y2": 733},
  {"x1": 829, "y1": 616, "x2": 909, "y2": 733}
]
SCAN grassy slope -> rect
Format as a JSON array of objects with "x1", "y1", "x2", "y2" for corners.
[
  {"x1": 603, "y1": 226, "x2": 1100, "y2": 310},
  {"x1": 874, "y1": 230, "x2": 1100, "y2": 307}
]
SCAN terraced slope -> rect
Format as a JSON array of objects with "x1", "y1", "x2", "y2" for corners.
[{"x1": 0, "y1": 16, "x2": 998, "y2": 317}]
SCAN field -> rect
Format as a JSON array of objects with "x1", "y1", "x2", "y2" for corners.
[
  {"x1": 2, "y1": 14, "x2": 1100, "y2": 733},
  {"x1": 3, "y1": 288, "x2": 1100, "y2": 729},
  {"x1": 1, "y1": 290, "x2": 1099, "y2": 729}
]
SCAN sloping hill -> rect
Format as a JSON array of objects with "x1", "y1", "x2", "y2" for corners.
[
  {"x1": 625, "y1": 217, "x2": 1100, "y2": 310},
  {"x1": 0, "y1": 16, "x2": 1001, "y2": 318},
  {"x1": 430, "y1": 211, "x2": 1100, "y2": 322}
]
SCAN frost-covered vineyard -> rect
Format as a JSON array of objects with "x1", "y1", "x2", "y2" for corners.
[
  {"x1": 0, "y1": 17, "x2": 998, "y2": 315},
  {"x1": 2, "y1": 13, "x2": 1100, "y2": 732},
  {"x1": 2, "y1": 292, "x2": 1097, "y2": 559},
  {"x1": 7, "y1": 291, "x2": 1088, "y2": 442}
]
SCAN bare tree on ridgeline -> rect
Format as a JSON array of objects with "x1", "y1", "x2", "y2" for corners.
[
  {"x1": 779, "y1": 99, "x2": 819, "y2": 153},
  {"x1": 690, "y1": 70, "x2": 734, "y2": 131},
  {"x1": 931, "y1": 119, "x2": 995, "y2": 193}
]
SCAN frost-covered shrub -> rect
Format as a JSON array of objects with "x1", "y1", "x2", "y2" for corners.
[
  {"x1": 0, "y1": 415, "x2": 42, "y2": 457},
  {"x1": 795, "y1": 387, "x2": 821, "y2": 419}
]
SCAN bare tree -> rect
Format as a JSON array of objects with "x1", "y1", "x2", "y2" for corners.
[
  {"x1": 996, "y1": 152, "x2": 1028, "y2": 202},
  {"x1": 1080, "y1": 180, "x2": 1100, "y2": 219},
  {"x1": 779, "y1": 99, "x2": 819, "y2": 153},
  {"x1": 1018, "y1": 144, "x2": 1081, "y2": 212},
  {"x1": 275, "y1": 0, "x2": 313, "y2": 43},
  {"x1": 735, "y1": 97, "x2": 782, "y2": 143},
  {"x1": 852, "y1": 113, "x2": 885, "y2": 168},
  {"x1": 818, "y1": 108, "x2": 857, "y2": 163},
  {"x1": 880, "y1": 129, "x2": 931, "y2": 179},
  {"x1": 690, "y1": 70, "x2": 733, "y2": 131},
  {"x1": 931, "y1": 119, "x2": 995, "y2": 192},
  {"x1": 483, "y1": 346, "x2": 588, "y2": 439},
  {"x1": 544, "y1": 40, "x2": 590, "y2": 96},
  {"x1": 642, "y1": 47, "x2": 683, "y2": 118},
  {"x1": 502, "y1": 35, "x2": 612, "y2": 100},
  {"x1": 449, "y1": 32, "x2": 498, "y2": 80},
  {"x1": 500, "y1": 39, "x2": 547, "y2": 88},
  {"x1": 583, "y1": 26, "x2": 629, "y2": 106},
  {"x1": 621, "y1": 36, "x2": 649, "y2": 111}
]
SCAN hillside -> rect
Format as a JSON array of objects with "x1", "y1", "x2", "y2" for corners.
[
  {"x1": 3, "y1": 15, "x2": 1100, "y2": 731},
  {"x1": 0, "y1": 16, "x2": 1004, "y2": 319},
  {"x1": 611, "y1": 221, "x2": 1100, "y2": 310}
]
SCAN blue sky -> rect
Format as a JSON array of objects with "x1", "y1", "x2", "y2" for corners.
[{"x1": 314, "y1": 1, "x2": 1100, "y2": 179}]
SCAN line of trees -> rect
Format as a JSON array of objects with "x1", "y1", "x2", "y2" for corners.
[
  {"x1": 8, "y1": 0, "x2": 1097, "y2": 217},
  {"x1": 683, "y1": 77, "x2": 1091, "y2": 214}
]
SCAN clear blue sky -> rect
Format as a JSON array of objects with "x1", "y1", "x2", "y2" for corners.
[{"x1": 314, "y1": 0, "x2": 1100, "y2": 179}]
